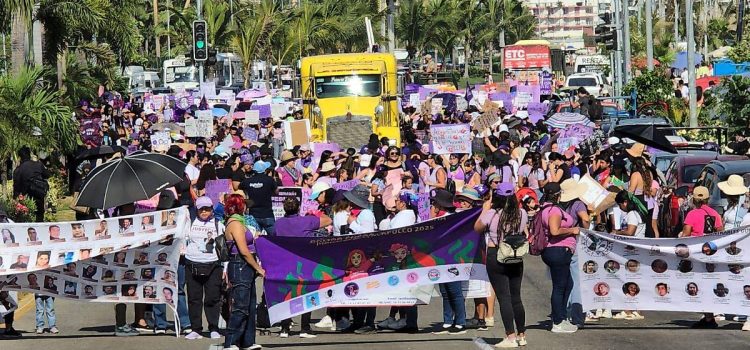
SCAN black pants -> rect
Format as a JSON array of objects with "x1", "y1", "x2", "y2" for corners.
[
  {"x1": 352, "y1": 307, "x2": 376, "y2": 328},
  {"x1": 280, "y1": 312, "x2": 312, "y2": 332},
  {"x1": 4, "y1": 311, "x2": 13, "y2": 329},
  {"x1": 487, "y1": 248, "x2": 526, "y2": 334},
  {"x1": 31, "y1": 195, "x2": 44, "y2": 222},
  {"x1": 185, "y1": 260, "x2": 223, "y2": 333}
]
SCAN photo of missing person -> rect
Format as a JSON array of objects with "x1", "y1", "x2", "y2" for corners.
[
  {"x1": 344, "y1": 282, "x2": 359, "y2": 298},
  {"x1": 140, "y1": 268, "x2": 155, "y2": 281},
  {"x1": 161, "y1": 210, "x2": 177, "y2": 227},
  {"x1": 143, "y1": 285, "x2": 156, "y2": 299},
  {"x1": 141, "y1": 215, "x2": 156, "y2": 232},
  {"x1": 35, "y1": 251, "x2": 51, "y2": 269},
  {"x1": 155, "y1": 252, "x2": 169, "y2": 265},
  {"x1": 58, "y1": 251, "x2": 75, "y2": 265},
  {"x1": 121, "y1": 284, "x2": 138, "y2": 297},
  {"x1": 63, "y1": 262, "x2": 78, "y2": 277},
  {"x1": 133, "y1": 251, "x2": 149, "y2": 265},
  {"x1": 163, "y1": 287, "x2": 174, "y2": 304},
  {"x1": 675, "y1": 244, "x2": 690, "y2": 259},
  {"x1": 113, "y1": 251, "x2": 128, "y2": 266},
  {"x1": 686, "y1": 282, "x2": 699, "y2": 296},
  {"x1": 2, "y1": 228, "x2": 18, "y2": 246},
  {"x1": 625, "y1": 259, "x2": 640, "y2": 273},
  {"x1": 622, "y1": 282, "x2": 640, "y2": 297},
  {"x1": 102, "y1": 285, "x2": 117, "y2": 296},
  {"x1": 702, "y1": 242, "x2": 718, "y2": 256},
  {"x1": 26, "y1": 273, "x2": 40, "y2": 289},
  {"x1": 651, "y1": 259, "x2": 668, "y2": 273},
  {"x1": 63, "y1": 281, "x2": 77, "y2": 296},
  {"x1": 744, "y1": 285, "x2": 750, "y2": 300},
  {"x1": 71, "y1": 223, "x2": 88, "y2": 241},
  {"x1": 82, "y1": 265, "x2": 98, "y2": 280},
  {"x1": 713, "y1": 283, "x2": 729, "y2": 297},
  {"x1": 729, "y1": 264, "x2": 744, "y2": 274},
  {"x1": 655, "y1": 283, "x2": 669, "y2": 297},
  {"x1": 726, "y1": 241, "x2": 742, "y2": 255},
  {"x1": 79, "y1": 249, "x2": 92, "y2": 261},
  {"x1": 98, "y1": 247, "x2": 114, "y2": 256},
  {"x1": 10, "y1": 254, "x2": 29, "y2": 269},
  {"x1": 118, "y1": 217, "x2": 134, "y2": 236},
  {"x1": 678, "y1": 259, "x2": 693, "y2": 273},
  {"x1": 604, "y1": 260, "x2": 620, "y2": 273},
  {"x1": 122, "y1": 269, "x2": 137, "y2": 281},
  {"x1": 594, "y1": 282, "x2": 610, "y2": 296},
  {"x1": 43, "y1": 275, "x2": 58, "y2": 293},
  {"x1": 26, "y1": 227, "x2": 41, "y2": 245},
  {"x1": 705, "y1": 263, "x2": 716, "y2": 273},
  {"x1": 582, "y1": 260, "x2": 598, "y2": 274},
  {"x1": 94, "y1": 220, "x2": 111, "y2": 240},
  {"x1": 48, "y1": 225, "x2": 65, "y2": 242},
  {"x1": 161, "y1": 270, "x2": 176, "y2": 285},
  {"x1": 83, "y1": 284, "x2": 96, "y2": 298},
  {"x1": 101, "y1": 269, "x2": 116, "y2": 282}
]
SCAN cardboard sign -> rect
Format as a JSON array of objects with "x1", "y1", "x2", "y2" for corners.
[
  {"x1": 246, "y1": 110, "x2": 260, "y2": 125},
  {"x1": 184, "y1": 118, "x2": 198, "y2": 137},
  {"x1": 151, "y1": 131, "x2": 171, "y2": 152},
  {"x1": 430, "y1": 98, "x2": 443, "y2": 115},
  {"x1": 200, "y1": 82, "x2": 216, "y2": 99},
  {"x1": 473, "y1": 113, "x2": 499, "y2": 132},
  {"x1": 205, "y1": 179, "x2": 232, "y2": 207},
  {"x1": 430, "y1": 124, "x2": 472, "y2": 154},
  {"x1": 578, "y1": 174, "x2": 610, "y2": 209},
  {"x1": 284, "y1": 120, "x2": 310, "y2": 150},
  {"x1": 195, "y1": 110, "x2": 214, "y2": 138}
]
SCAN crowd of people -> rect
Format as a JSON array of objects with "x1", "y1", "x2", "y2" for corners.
[{"x1": 3, "y1": 86, "x2": 750, "y2": 349}]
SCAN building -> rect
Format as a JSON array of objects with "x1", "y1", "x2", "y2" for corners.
[{"x1": 525, "y1": 0, "x2": 611, "y2": 50}]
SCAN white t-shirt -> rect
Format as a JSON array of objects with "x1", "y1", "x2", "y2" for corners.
[
  {"x1": 332, "y1": 211, "x2": 350, "y2": 236},
  {"x1": 680, "y1": 85, "x2": 689, "y2": 98},
  {"x1": 185, "y1": 164, "x2": 200, "y2": 181},
  {"x1": 741, "y1": 213, "x2": 750, "y2": 227},
  {"x1": 349, "y1": 209, "x2": 377, "y2": 234},
  {"x1": 389, "y1": 209, "x2": 417, "y2": 229},
  {"x1": 185, "y1": 218, "x2": 223, "y2": 263},
  {"x1": 621, "y1": 210, "x2": 646, "y2": 238}
]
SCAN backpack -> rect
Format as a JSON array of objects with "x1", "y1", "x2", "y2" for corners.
[
  {"x1": 528, "y1": 204, "x2": 552, "y2": 256},
  {"x1": 589, "y1": 98, "x2": 603, "y2": 120},
  {"x1": 256, "y1": 296, "x2": 271, "y2": 329},
  {"x1": 214, "y1": 219, "x2": 234, "y2": 263}
]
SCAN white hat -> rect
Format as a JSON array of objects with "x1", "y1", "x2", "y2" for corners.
[
  {"x1": 498, "y1": 124, "x2": 509, "y2": 133},
  {"x1": 718, "y1": 174, "x2": 748, "y2": 196},
  {"x1": 608, "y1": 137, "x2": 620, "y2": 145},
  {"x1": 310, "y1": 182, "x2": 331, "y2": 200},
  {"x1": 516, "y1": 110, "x2": 529, "y2": 119},
  {"x1": 320, "y1": 161, "x2": 336, "y2": 173}
]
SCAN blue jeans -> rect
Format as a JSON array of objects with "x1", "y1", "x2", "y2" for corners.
[
  {"x1": 35, "y1": 295, "x2": 56, "y2": 329},
  {"x1": 567, "y1": 250, "x2": 584, "y2": 326},
  {"x1": 224, "y1": 256, "x2": 258, "y2": 349},
  {"x1": 438, "y1": 282, "x2": 465, "y2": 327},
  {"x1": 255, "y1": 217, "x2": 275, "y2": 236},
  {"x1": 272, "y1": 138, "x2": 284, "y2": 160},
  {"x1": 153, "y1": 262, "x2": 191, "y2": 330},
  {"x1": 541, "y1": 247, "x2": 573, "y2": 324}
]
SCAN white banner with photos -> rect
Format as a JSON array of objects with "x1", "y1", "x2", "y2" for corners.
[
  {"x1": 0, "y1": 208, "x2": 190, "y2": 308},
  {"x1": 578, "y1": 227, "x2": 750, "y2": 315}
]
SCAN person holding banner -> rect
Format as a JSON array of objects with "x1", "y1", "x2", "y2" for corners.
[
  {"x1": 0, "y1": 291, "x2": 21, "y2": 337},
  {"x1": 223, "y1": 194, "x2": 265, "y2": 350},
  {"x1": 475, "y1": 182, "x2": 529, "y2": 347}
]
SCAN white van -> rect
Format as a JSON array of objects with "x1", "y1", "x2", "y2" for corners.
[{"x1": 565, "y1": 72, "x2": 609, "y2": 97}]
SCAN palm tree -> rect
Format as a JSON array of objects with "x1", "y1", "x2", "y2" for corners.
[
  {"x1": 231, "y1": 0, "x2": 278, "y2": 88},
  {"x1": 3, "y1": 0, "x2": 35, "y2": 74},
  {"x1": 396, "y1": 0, "x2": 428, "y2": 61}
]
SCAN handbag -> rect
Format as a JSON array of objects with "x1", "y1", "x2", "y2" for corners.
[
  {"x1": 188, "y1": 260, "x2": 219, "y2": 277},
  {"x1": 487, "y1": 210, "x2": 529, "y2": 264}
]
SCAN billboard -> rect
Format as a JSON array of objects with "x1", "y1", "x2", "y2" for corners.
[{"x1": 503, "y1": 45, "x2": 552, "y2": 70}]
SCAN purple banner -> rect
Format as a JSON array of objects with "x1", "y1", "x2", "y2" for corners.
[
  {"x1": 254, "y1": 209, "x2": 485, "y2": 324},
  {"x1": 250, "y1": 104, "x2": 271, "y2": 119},
  {"x1": 204, "y1": 179, "x2": 231, "y2": 206},
  {"x1": 332, "y1": 179, "x2": 359, "y2": 192}
]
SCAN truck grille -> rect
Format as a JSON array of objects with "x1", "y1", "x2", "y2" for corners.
[{"x1": 326, "y1": 115, "x2": 373, "y2": 149}]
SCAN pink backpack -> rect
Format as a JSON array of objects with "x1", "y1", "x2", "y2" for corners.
[{"x1": 529, "y1": 204, "x2": 569, "y2": 256}]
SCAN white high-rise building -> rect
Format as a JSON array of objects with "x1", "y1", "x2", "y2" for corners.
[{"x1": 524, "y1": 0, "x2": 612, "y2": 50}]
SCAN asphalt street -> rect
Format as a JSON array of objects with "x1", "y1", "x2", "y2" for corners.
[{"x1": 2, "y1": 256, "x2": 748, "y2": 350}]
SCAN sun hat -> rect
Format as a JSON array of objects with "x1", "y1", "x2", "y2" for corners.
[
  {"x1": 718, "y1": 174, "x2": 747, "y2": 196},
  {"x1": 495, "y1": 182, "x2": 514, "y2": 196},
  {"x1": 280, "y1": 150, "x2": 297, "y2": 163},
  {"x1": 560, "y1": 178, "x2": 587, "y2": 202},
  {"x1": 430, "y1": 189, "x2": 456, "y2": 209},
  {"x1": 344, "y1": 184, "x2": 371, "y2": 209},
  {"x1": 626, "y1": 143, "x2": 645, "y2": 158},
  {"x1": 195, "y1": 196, "x2": 213, "y2": 209},
  {"x1": 320, "y1": 161, "x2": 336, "y2": 173},
  {"x1": 310, "y1": 182, "x2": 332, "y2": 201},
  {"x1": 252, "y1": 160, "x2": 271, "y2": 173},
  {"x1": 693, "y1": 186, "x2": 710, "y2": 200},
  {"x1": 299, "y1": 144, "x2": 311, "y2": 152},
  {"x1": 456, "y1": 188, "x2": 481, "y2": 202}
]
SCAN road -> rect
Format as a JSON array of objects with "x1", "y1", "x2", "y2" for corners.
[{"x1": 2, "y1": 256, "x2": 748, "y2": 350}]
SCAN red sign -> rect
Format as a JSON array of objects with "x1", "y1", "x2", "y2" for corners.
[{"x1": 503, "y1": 45, "x2": 551, "y2": 70}]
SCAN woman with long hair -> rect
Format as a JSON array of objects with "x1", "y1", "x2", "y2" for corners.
[
  {"x1": 463, "y1": 159, "x2": 482, "y2": 188},
  {"x1": 474, "y1": 183, "x2": 529, "y2": 347},
  {"x1": 223, "y1": 194, "x2": 265, "y2": 350}
]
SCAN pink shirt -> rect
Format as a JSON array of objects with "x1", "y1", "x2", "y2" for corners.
[
  {"x1": 479, "y1": 209, "x2": 528, "y2": 244},
  {"x1": 541, "y1": 205, "x2": 577, "y2": 251},
  {"x1": 683, "y1": 205, "x2": 723, "y2": 237}
]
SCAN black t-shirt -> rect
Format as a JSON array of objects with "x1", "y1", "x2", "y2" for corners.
[
  {"x1": 239, "y1": 173, "x2": 277, "y2": 219},
  {"x1": 216, "y1": 166, "x2": 234, "y2": 180},
  {"x1": 232, "y1": 169, "x2": 251, "y2": 183}
]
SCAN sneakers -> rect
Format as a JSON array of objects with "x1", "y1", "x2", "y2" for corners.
[
  {"x1": 210, "y1": 331, "x2": 222, "y2": 339},
  {"x1": 485, "y1": 317, "x2": 495, "y2": 327},
  {"x1": 612, "y1": 311, "x2": 631, "y2": 319},
  {"x1": 691, "y1": 317, "x2": 719, "y2": 329},
  {"x1": 431, "y1": 324, "x2": 452, "y2": 335},
  {"x1": 133, "y1": 323, "x2": 151, "y2": 332},
  {"x1": 714, "y1": 314, "x2": 726, "y2": 321},
  {"x1": 551, "y1": 320, "x2": 578, "y2": 333},
  {"x1": 279, "y1": 331, "x2": 289, "y2": 338},
  {"x1": 377, "y1": 317, "x2": 397, "y2": 330},
  {"x1": 732, "y1": 315, "x2": 748, "y2": 322},
  {"x1": 596, "y1": 309, "x2": 612, "y2": 319},
  {"x1": 243, "y1": 345, "x2": 263, "y2": 350},
  {"x1": 465, "y1": 318, "x2": 488, "y2": 330},
  {"x1": 391, "y1": 318, "x2": 408, "y2": 331},
  {"x1": 517, "y1": 336, "x2": 527, "y2": 346},
  {"x1": 336, "y1": 318, "x2": 351, "y2": 331},
  {"x1": 315, "y1": 315, "x2": 334, "y2": 329},
  {"x1": 494, "y1": 337, "x2": 519, "y2": 348},
  {"x1": 354, "y1": 326, "x2": 377, "y2": 334},
  {"x1": 182, "y1": 328, "x2": 193, "y2": 335},
  {"x1": 184, "y1": 331, "x2": 204, "y2": 340},
  {"x1": 743, "y1": 321, "x2": 750, "y2": 331},
  {"x1": 36, "y1": 328, "x2": 44, "y2": 334},
  {"x1": 115, "y1": 325, "x2": 140, "y2": 336},
  {"x1": 49, "y1": 327, "x2": 59, "y2": 334},
  {"x1": 585, "y1": 313, "x2": 599, "y2": 323},
  {"x1": 448, "y1": 326, "x2": 467, "y2": 335},
  {"x1": 4, "y1": 328, "x2": 22, "y2": 337},
  {"x1": 299, "y1": 332, "x2": 317, "y2": 338},
  {"x1": 630, "y1": 311, "x2": 645, "y2": 320},
  {"x1": 155, "y1": 329, "x2": 167, "y2": 335}
]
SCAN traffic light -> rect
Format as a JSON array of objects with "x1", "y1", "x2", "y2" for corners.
[
  {"x1": 192, "y1": 20, "x2": 207, "y2": 61},
  {"x1": 595, "y1": 12, "x2": 616, "y2": 50},
  {"x1": 207, "y1": 47, "x2": 218, "y2": 66}
]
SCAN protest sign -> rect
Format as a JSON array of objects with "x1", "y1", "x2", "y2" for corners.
[
  {"x1": 152, "y1": 95, "x2": 165, "y2": 111},
  {"x1": 332, "y1": 179, "x2": 359, "y2": 192},
  {"x1": 472, "y1": 113, "x2": 499, "y2": 132},
  {"x1": 430, "y1": 124, "x2": 472, "y2": 154},
  {"x1": 163, "y1": 108, "x2": 174, "y2": 122},
  {"x1": 514, "y1": 85, "x2": 540, "y2": 109},
  {"x1": 246, "y1": 110, "x2": 261, "y2": 125},
  {"x1": 204, "y1": 179, "x2": 232, "y2": 206},
  {"x1": 271, "y1": 104, "x2": 288, "y2": 119},
  {"x1": 526, "y1": 102, "x2": 547, "y2": 116},
  {"x1": 540, "y1": 70, "x2": 553, "y2": 95},
  {"x1": 0, "y1": 208, "x2": 189, "y2": 310},
  {"x1": 195, "y1": 111, "x2": 214, "y2": 138},
  {"x1": 242, "y1": 127, "x2": 259, "y2": 143},
  {"x1": 272, "y1": 187, "x2": 303, "y2": 219},
  {"x1": 255, "y1": 209, "x2": 487, "y2": 324},
  {"x1": 409, "y1": 93, "x2": 420, "y2": 108},
  {"x1": 578, "y1": 227, "x2": 750, "y2": 315},
  {"x1": 284, "y1": 120, "x2": 310, "y2": 149},
  {"x1": 310, "y1": 142, "x2": 340, "y2": 172},
  {"x1": 200, "y1": 82, "x2": 216, "y2": 99},
  {"x1": 578, "y1": 174, "x2": 610, "y2": 209},
  {"x1": 151, "y1": 131, "x2": 171, "y2": 152},
  {"x1": 135, "y1": 193, "x2": 160, "y2": 213},
  {"x1": 300, "y1": 188, "x2": 319, "y2": 215},
  {"x1": 185, "y1": 118, "x2": 198, "y2": 137},
  {"x1": 430, "y1": 98, "x2": 443, "y2": 115},
  {"x1": 416, "y1": 193, "x2": 431, "y2": 222}
]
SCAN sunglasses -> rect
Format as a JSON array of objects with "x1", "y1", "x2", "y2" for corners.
[{"x1": 389, "y1": 152, "x2": 399, "y2": 156}]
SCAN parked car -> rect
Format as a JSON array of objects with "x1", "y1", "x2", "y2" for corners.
[
  {"x1": 693, "y1": 160, "x2": 750, "y2": 214},
  {"x1": 553, "y1": 101, "x2": 625, "y2": 119},
  {"x1": 564, "y1": 72, "x2": 609, "y2": 97},
  {"x1": 603, "y1": 116, "x2": 675, "y2": 136}
]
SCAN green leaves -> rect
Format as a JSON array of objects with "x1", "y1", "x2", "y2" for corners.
[{"x1": 622, "y1": 69, "x2": 674, "y2": 107}]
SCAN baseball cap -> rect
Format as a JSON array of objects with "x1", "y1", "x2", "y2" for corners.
[
  {"x1": 195, "y1": 196, "x2": 213, "y2": 209},
  {"x1": 543, "y1": 182, "x2": 562, "y2": 196},
  {"x1": 310, "y1": 182, "x2": 332, "y2": 200},
  {"x1": 495, "y1": 182, "x2": 514, "y2": 196},
  {"x1": 252, "y1": 160, "x2": 271, "y2": 173},
  {"x1": 693, "y1": 186, "x2": 710, "y2": 200}
]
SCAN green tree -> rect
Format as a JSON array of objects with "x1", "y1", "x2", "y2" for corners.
[
  {"x1": 231, "y1": 0, "x2": 278, "y2": 88},
  {"x1": 711, "y1": 75, "x2": 750, "y2": 133},
  {"x1": 622, "y1": 69, "x2": 674, "y2": 105}
]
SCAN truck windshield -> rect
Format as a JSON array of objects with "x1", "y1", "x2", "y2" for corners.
[
  {"x1": 165, "y1": 66, "x2": 197, "y2": 83},
  {"x1": 315, "y1": 74, "x2": 381, "y2": 98},
  {"x1": 567, "y1": 77, "x2": 598, "y2": 87}
]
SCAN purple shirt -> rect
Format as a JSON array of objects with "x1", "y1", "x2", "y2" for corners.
[{"x1": 275, "y1": 215, "x2": 321, "y2": 238}]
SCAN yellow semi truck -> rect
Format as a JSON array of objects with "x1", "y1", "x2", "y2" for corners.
[{"x1": 300, "y1": 53, "x2": 400, "y2": 148}]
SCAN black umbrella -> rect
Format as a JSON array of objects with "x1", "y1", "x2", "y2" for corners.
[
  {"x1": 75, "y1": 152, "x2": 186, "y2": 209},
  {"x1": 75, "y1": 145, "x2": 126, "y2": 160},
  {"x1": 235, "y1": 101, "x2": 253, "y2": 112},
  {"x1": 612, "y1": 124, "x2": 677, "y2": 154},
  {"x1": 214, "y1": 103, "x2": 231, "y2": 112}
]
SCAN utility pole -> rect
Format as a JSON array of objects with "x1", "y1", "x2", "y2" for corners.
[
  {"x1": 387, "y1": 0, "x2": 395, "y2": 53},
  {"x1": 674, "y1": 0, "x2": 680, "y2": 42},
  {"x1": 613, "y1": 0, "x2": 623, "y2": 95},
  {"x1": 167, "y1": 0, "x2": 171, "y2": 58},
  {"x1": 687, "y1": 0, "x2": 697, "y2": 127},
  {"x1": 198, "y1": 0, "x2": 204, "y2": 84},
  {"x1": 622, "y1": 0, "x2": 631, "y2": 83},
  {"x1": 739, "y1": 0, "x2": 745, "y2": 43},
  {"x1": 646, "y1": 0, "x2": 654, "y2": 70}
]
